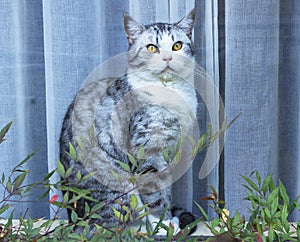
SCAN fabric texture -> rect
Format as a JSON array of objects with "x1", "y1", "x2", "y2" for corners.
[{"x1": 0, "y1": 0, "x2": 299, "y2": 220}]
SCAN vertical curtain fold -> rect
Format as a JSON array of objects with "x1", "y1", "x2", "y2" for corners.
[
  {"x1": 0, "y1": 0, "x2": 48, "y2": 218},
  {"x1": 224, "y1": 0, "x2": 280, "y2": 216},
  {"x1": 278, "y1": 0, "x2": 300, "y2": 220},
  {"x1": 224, "y1": 0, "x2": 300, "y2": 220}
]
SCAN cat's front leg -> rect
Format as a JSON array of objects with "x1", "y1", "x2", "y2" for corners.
[{"x1": 137, "y1": 185, "x2": 179, "y2": 235}]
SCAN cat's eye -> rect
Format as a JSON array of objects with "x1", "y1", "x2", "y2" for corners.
[
  {"x1": 147, "y1": 44, "x2": 158, "y2": 53},
  {"x1": 172, "y1": 41, "x2": 182, "y2": 51}
]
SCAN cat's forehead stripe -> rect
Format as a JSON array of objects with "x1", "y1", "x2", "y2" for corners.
[{"x1": 147, "y1": 23, "x2": 177, "y2": 44}]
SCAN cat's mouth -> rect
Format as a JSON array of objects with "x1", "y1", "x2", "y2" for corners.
[{"x1": 160, "y1": 66, "x2": 176, "y2": 74}]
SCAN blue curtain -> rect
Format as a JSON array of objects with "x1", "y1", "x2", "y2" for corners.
[{"x1": 0, "y1": 0, "x2": 299, "y2": 221}]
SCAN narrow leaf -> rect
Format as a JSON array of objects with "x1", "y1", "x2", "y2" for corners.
[
  {"x1": 44, "y1": 170, "x2": 56, "y2": 181},
  {"x1": 194, "y1": 201, "x2": 209, "y2": 221},
  {"x1": 115, "y1": 160, "x2": 131, "y2": 172},
  {"x1": 130, "y1": 194, "x2": 138, "y2": 210},
  {"x1": 57, "y1": 160, "x2": 65, "y2": 178},
  {"x1": 1, "y1": 172, "x2": 5, "y2": 184},
  {"x1": 65, "y1": 166, "x2": 73, "y2": 178},
  {"x1": 71, "y1": 210, "x2": 78, "y2": 223},
  {"x1": 67, "y1": 142, "x2": 77, "y2": 161},
  {"x1": 12, "y1": 152, "x2": 35, "y2": 172},
  {"x1": 267, "y1": 187, "x2": 279, "y2": 204},
  {"x1": 13, "y1": 170, "x2": 28, "y2": 192},
  {"x1": 127, "y1": 153, "x2": 137, "y2": 167},
  {"x1": 162, "y1": 148, "x2": 169, "y2": 162},
  {"x1": 136, "y1": 146, "x2": 145, "y2": 160},
  {"x1": 279, "y1": 180, "x2": 289, "y2": 205},
  {"x1": 241, "y1": 175, "x2": 259, "y2": 192},
  {"x1": 0, "y1": 204, "x2": 11, "y2": 215},
  {"x1": 0, "y1": 121, "x2": 13, "y2": 144},
  {"x1": 6, "y1": 179, "x2": 12, "y2": 193}
]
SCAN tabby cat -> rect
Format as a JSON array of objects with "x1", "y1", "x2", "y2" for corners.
[{"x1": 60, "y1": 9, "x2": 197, "y2": 234}]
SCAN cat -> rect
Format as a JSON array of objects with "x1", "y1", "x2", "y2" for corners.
[{"x1": 59, "y1": 9, "x2": 198, "y2": 235}]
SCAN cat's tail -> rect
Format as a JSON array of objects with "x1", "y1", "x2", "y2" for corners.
[{"x1": 171, "y1": 206, "x2": 197, "y2": 234}]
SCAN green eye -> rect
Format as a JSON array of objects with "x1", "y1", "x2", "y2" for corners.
[
  {"x1": 147, "y1": 44, "x2": 158, "y2": 53},
  {"x1": 172, "y1": 41, "x2": 182, "y2": 51}
]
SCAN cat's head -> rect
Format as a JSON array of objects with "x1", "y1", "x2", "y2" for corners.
[{"x1": 124, "y1": 9, "x2": 196, "y2": 81}]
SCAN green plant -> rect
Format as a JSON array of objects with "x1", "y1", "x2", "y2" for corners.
[
  {"x1": 0, "y1": 115, "x2": 253, "y2": 241},
  {"x1": 0, "y1": 121, "x2": 201, "y2": 241},
  {"x1": 196, "y1": 171, "x2": 300, "y2": 242}
]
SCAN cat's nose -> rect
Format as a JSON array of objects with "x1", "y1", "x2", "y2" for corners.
[{"x1": 162, "y1": 55, "x2": 173, "y2": 62}]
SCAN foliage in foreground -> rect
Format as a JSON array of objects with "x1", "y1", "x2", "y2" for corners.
[
  {"x1": 196, "y1": 170, "x2": 300, "y2": 242},
  {"x1": 0, "y1": 121, "x2": 299, "y2": 241}
]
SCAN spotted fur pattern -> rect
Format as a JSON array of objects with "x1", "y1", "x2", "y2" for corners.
[{"x1": 60, "y1": 9, "x2": 197, "y2": 234}]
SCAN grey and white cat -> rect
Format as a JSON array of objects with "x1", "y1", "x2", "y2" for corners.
[{"x1": 60, "y1": 9, "x2": 197, "y2": 234}]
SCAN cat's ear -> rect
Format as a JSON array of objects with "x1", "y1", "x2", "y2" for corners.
[
  {"x1": 124, "y1": 14, "x2": 145, "y2": 44},
  {"x1": 176, "y1": 8, "x2": 196, "y2": 39}
]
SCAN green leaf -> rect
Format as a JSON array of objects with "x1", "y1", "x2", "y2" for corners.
[
  {"x1": 136, "y1": 203, "x2": 149, "y2": 213},
  {"x1": 153, "y1": 205, "x2": 168, "y2": 233},
  {"x1": 136, "y1": 146, "x2": 145, "y2": 160},
  {"x1": 130, "y1": 194, "x2": 138, "y2": 210},
  {"x1": 6, "y1": 178, "x2": 12, "y2": 193},
  {"x1": 13, "y1": 170, "x2": 28, "y2": 192},
  {"x1": 268, "y1": 224, "x2": 274, "y2": 241},
  {"x1": 233, "y1": 211, "x2": 241, "y2": 226},
  {"x1": 127, "y1": 153, "x2": 137, "y2": 168},
  {"x1": 270, "y1": 196, "x2": 279, "y2": 215},
  {"x1": 63, "y1": 191, "x2": 69, "y2": 204},
  {"x1": 115, "y1": 160, "x2": 131, "y2": 172},
  {"x1": 90, "y1": 213, "x2": 101, "y2": 219},
  {"x1": 67, "y1": 142, "x2": 77, "y2": 161},
  {"x1": 255, "y1": 170, "x2": 261, "y2": 187},
  {"x1": 162, "y1": 148, "x2": 169, "y2": 162},
  {"x1": 197, "y1": 133, "x2": 207, "y2": 151},
  {"x1": 224, "y1": 113, "x2": 242, "y2": 130},
  {"x1": 211, "y1": 218, "x2": 220, "y2": 227},
  {"x1": 89, "y1": 124, "x2": 96, "y2": 139},
  {"x1": 81, "y1": 171, "x2": 98, "y2": 182},
  {"x1": 279, "y1": 180, "x2": 289, "y2": 205},
  {"x1": 65, "y1": 166, "x2": 73, "y2": 179},
  {"x1": 40, "y1": 187, "x2": 51, "y2": 199},
  {"x1": 194, "y1": 201, "x2": 209, "y2": 221},
  {"x1": 175, "y1": 136, "x2": 182, "y2": 152},
  {"x1": 76, "y1": 138, "x2": 86, "y2": 153},
  {"x1": 267, "y1": 187, "x2": 279, "y2": 204},
  {"x1": 124, "y1": 212, "x2": 129, "y2": 223},
  {"x1": 112, "y1": 207, "x2": 123, "y2": 222},
  {"x1": 136, "y1": 211, "x2": 151, "y2": 220},
  {"x1": 56, "y1": 160, "x2": 65, "y2": 178},
  {"x1": 43, "y1": 170, "x2": 56, "y2": 181},
  {"x1": 0, "y1": 204, "x2": 11, "y2": 215},
  {"x1": 84, "y1": 202, "x2": 90, "y2": 217},
  {"x1": 110, "y1": 170, "x2": 120, "y2": 180},
  {"x1": 76, "y1": 170, "x2": 82, "y2": 181},
  {"x1": 1, "y1": 172, "x2": 5, "y2": 184},
  {"x1": 262, "y1": 175, "x2": 272, "y2": 195},
  {"x1": 0, "y1": 121, "x2": 13, "y2": 144},
  {"x1": 12, "y1": 152, "x2": 35, "y2": 172},
  {"x1": 71, "y1": 210, "x2": 78, "y2": 223},
  {"x1": 241, "y1": 175, "x2": 259, "y2": 192},
  {"x1": 173, "y1": 149, "x2": 182, "y2": 164}
]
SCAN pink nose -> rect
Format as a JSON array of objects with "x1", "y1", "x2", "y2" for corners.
[{"x1": 163, "y1": 56, "x2": 173, "y2": 62}]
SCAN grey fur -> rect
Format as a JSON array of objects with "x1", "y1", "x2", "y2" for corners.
[{"x1": 60, "y1": 9, "x2": 197, "y2": 233}]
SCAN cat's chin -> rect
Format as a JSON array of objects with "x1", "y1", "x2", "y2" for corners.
[
  {"x1": 157, "y1": 67, "x2": 180, "y2": 82},
  {"x1": 160, "y1": 72, "x2": 174, "y2": 81}
]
